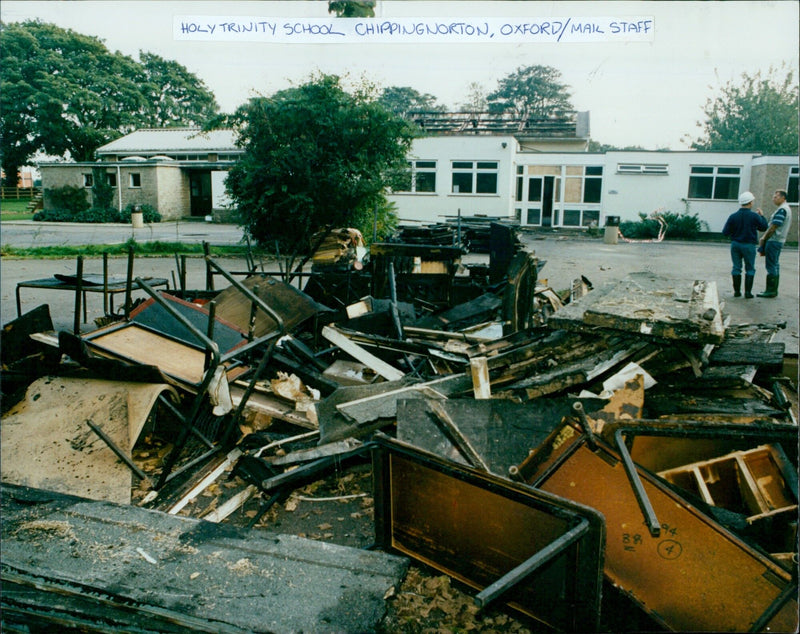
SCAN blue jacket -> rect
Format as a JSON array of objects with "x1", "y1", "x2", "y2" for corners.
[{"x1": 722, "y1": 208, "x2": 768, "y2": 244}]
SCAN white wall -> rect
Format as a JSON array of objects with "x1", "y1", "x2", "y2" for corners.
[
  {"x1": 603, "y1": 151, "x2": 757, "y2": 232},
  {"x1": 212, "y1": 170, "x2": 232, "y2": 209},
  {"x1": 389, "y1": 140, "x2": 763, "y2": 232},
  {"x1": 388, "y1": 135, "x2": 517, "y2": 224}
]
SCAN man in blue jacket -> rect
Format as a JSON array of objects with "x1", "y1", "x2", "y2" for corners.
[{"x1": 722, "y1": 191, "x2": 767, "y2": 298}]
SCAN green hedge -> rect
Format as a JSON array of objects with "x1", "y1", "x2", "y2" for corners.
[{"x1": 34, "y1": 203, "x2": 161, "y2": 224}]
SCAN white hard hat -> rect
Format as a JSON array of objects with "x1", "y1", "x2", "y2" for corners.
[{"x1": 738, "y1": 191, "x2": 755, "y2": 205}]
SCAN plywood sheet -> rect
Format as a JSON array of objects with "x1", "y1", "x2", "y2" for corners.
[
  {"x1": 1, "y1": 377, "x2": 175, "y2": 504},
  {"x1": 88, "y1": 323, "x2": 208, "y2": 384}
]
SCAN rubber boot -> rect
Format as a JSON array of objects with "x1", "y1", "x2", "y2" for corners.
[
  {"x1": 758, "y1": 275, "x2": 778, "y2": 298},
  {"x1": 732, "y1": 275, "x2": 741, "y2": 297},
  {"x1": 744, "y1": 275, "x2": 754, "y2": 299}
]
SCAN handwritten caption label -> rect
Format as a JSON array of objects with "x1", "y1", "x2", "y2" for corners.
[{"x1": 174, "y1": 16, "x2": 654, "y2": 43}]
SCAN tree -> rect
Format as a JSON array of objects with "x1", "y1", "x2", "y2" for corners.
[
  {"x1": 587, "y1": 140, "x2": 648, "y2": 152},
  {"x1": 378, "y1": 86, "x2": 445, "y2": 118},
  {"x1": 486, "y1": 65, "x2": 573, "y2": 119},
  {"x1": 0, "y1": 20, "x2": 219, "y2": 186},
  {"x1": 459, "y1": 82, "x2": 488, "y2": 113},
  {"x1": 328, "y1": 1, "x2": 375, "y2": 17},
  {"x1": 688, "y1": 67, "x2": 798, "y2": 154},
  {"x1": 138, "y1": 52, "x2": 220, "y2": 128},
  {"x1": 225, "y1": 74, "x2": 415, "y2": 261}
]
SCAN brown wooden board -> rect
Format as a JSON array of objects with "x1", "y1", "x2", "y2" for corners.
[
  {"x1": 1, "y1": 377, "x2": 176, "y2": 504},
  {"x1": 212, "y1": 274, "x2": 323, "y2": 337},
  {"x1": 371, "y1": 436, "x2": 605, "y2": 633},
  {"x1": 86, "y1": 323, "x2": 210, "y2": 385},
  {"x1": 526, "y1": 437, "x2": 798, "y2": 632}
]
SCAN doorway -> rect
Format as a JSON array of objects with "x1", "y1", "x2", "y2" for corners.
[{"x1": 189, "y1": 172, "x2": 212, "y2": 217}]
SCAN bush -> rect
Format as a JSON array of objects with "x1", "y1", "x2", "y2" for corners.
[
  {"x1": 124, "y1": 203, "x2": 161, "y2": 224},
  {"x1": 33, "y1": 208, "x2": 77, "y2": 222},
  {"x1": 34, "y1": 202, "x2": 162, "y2": 223},
  {"x1": 619, "y1": 211, "x2": 709, "y2": 240},
  {"x1": 44, "y1": 186, "x2": 89, "y2": 213}
]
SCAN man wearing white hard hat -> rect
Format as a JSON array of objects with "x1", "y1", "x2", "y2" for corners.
[{"x1": 721, "y1": 191, "x2": 767, "y2": 298}]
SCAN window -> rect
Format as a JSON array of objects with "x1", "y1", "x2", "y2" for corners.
[
  {"x1": 617, "y1": 164, "x2": 669, "y2": 174},
  {"x1": 526, "y1": 208, "x2": 541, "y2": 225},
  {"x1": 398, "y1": 160, "x2": 437, "y2": 193},
  {"x1": 82, "y1": 173, "x2": 93, "y2": 188},
  {"x1": 787, "y1": 166, "x2": 798, "y2": 203},
  {"x1": 129, "y1": 173, "x2": 141, "y2": 188},
  {"x1": 582, "y1": 209, "x2": 600, "y2": 227},
  {"x1": 515, "y1": 166, "x2": 523, "y2": 202},
  {"x1": 451, "y1": 161, "x2": 498, "y2": 194},
  {"x1": 564, "y1": 166, "x2": 602, "y2": 204},
  {"x1": 687, "y1": 166, "x2": 741, "y2": 200},
  {"x1": 106, "y1": 173, "x2": 117, "y2": 187},
  {"x1": 563, "y1": 209, "x2": 581, "y2": 226}
]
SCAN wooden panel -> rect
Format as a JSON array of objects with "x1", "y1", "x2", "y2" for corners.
[
  {"x1": 374, "y1": 441, "x2": 604, "y2": 632},
  {"x1": 88, "y1": 324, "x2": 207, "y2": 385},
  {"x1": 1, "y1": 377, "x2": 175, "y2": 504},
  {"x1": 536, "y1": 442, "x2": 798, "y2": 632}
]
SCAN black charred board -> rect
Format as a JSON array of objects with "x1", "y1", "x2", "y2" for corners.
[{"x1": 0, "y1": 483, "x2": 408, "y2": 634}]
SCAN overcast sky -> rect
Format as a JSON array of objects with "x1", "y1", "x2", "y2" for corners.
[{"x1": 2, "y1": 1, "x2": 797, "y2": 150}]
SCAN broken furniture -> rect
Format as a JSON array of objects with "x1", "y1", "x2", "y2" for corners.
[
  {"x1": 69, "y1": 258, "x2": 301, "y2": 490},
  {"x1": 1, "y1": 482, "x2": 408, "y2": 633},
  {"x1": 514, "y1": 416, "x2": 798, "y2": 632},
  {"x1": 14, "y1": 249, "x2": 169, "y2": 333},
  {"x1": 370, "y1": 434, "x2": 605, "y2": 633},
  {"x1": 0, "y1": 304, "x2": 61, "y2": 398},
  {"x1": 549, "y1": 272, "x2": 725, "y2": 344}
]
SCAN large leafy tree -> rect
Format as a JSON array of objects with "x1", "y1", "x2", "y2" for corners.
[
  {"x1": 225, "y1": 74, "x2": 415, "y2": 259},
  {"x1": 0, "y1": 20, "x2": 219, "y2": 185},
  {"x1": 689, "y1": 67, "x2": 798, "y2": 154},
  {"x1": 487, "y1": 65, "x2": 573, "y2": 118},
  {"x1": 377, "y1": 86, "x2": 445, "y2": 118},
  {"x1": 138, "y1": 52, "x2": 220, "y2": 128}
]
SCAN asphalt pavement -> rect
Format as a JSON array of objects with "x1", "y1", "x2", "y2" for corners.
[
  {"x1": 0, "y1": 219, "x2": 246, "y2": 248},
  {"x1": 1, "y1": 221, "x2": 797, "y2": 354}
]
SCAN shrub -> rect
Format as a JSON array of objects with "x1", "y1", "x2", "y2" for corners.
[
  {"x1": 44, "y1": 186, "x2": 89, "y2": 214},
  {"x1": 33, "y1": 208, "x2": 77, "y2": 222},
  {"x1": 34, "y1": 202, "x2": 162, "y2": 223},
  {"x1": 124, "y1": 203, "x2": 161, "y2": 224},
  {"x1": 619, "y1": 211, "x2": 709, "y2": 240}
]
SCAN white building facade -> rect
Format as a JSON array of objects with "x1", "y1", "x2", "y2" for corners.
[{"x1": 388, "y1": 137, "x2": 798, "y2": 237}]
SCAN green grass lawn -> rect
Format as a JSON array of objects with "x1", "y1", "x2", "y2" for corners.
[{"x1": 1, "y1": 198, "x2": 35, "y2": 220}]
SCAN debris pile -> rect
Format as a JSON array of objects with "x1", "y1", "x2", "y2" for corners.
[{"x1": 1, "y1": 229, "x2": 797, "y2": 633}]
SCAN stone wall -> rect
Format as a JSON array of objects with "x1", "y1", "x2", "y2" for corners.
[{"x1": 751, "y1": 163, "x2": 798, "y2": 244}]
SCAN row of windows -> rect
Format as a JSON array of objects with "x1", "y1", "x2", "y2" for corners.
[
  {"x1": 520, "y1": 208, "x2": 600, "y2": 227},
  {"x1": 83, "y1": 173, "x2": 141, "y2": 188},
  {"x1": 400, "y1": 161, "x2": 799, "y2": 204},
  {"x1": 398, "y1": 160, "x2": 499, "y2": 195}
]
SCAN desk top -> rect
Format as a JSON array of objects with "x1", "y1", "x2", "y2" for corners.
[{"x1": 17, "y1": 277, "x2": 169, "y2": 292}]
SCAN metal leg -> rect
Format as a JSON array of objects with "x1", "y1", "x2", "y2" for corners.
[{"x1": 614, "y1": 429, "x2": 661, "y2": 537}]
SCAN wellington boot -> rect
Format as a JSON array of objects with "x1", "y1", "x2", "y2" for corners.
[
  {"x1": 744, "y1": 275, "x2": 754, "y2": 299},
  {"x1": 732, "y1": 275, "x2": 741, "y2": 297},
  {"x1": 758, "y1": 274, "x2": 778, "y2": 298}
]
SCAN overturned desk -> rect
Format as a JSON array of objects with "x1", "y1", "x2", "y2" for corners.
[{"x1": 16, "y1": 254, "x2": 169, "y2": 333}]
